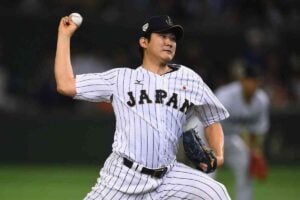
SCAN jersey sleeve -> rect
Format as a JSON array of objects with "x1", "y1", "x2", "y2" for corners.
[
  {"x1": 194, "y1": 80, "x2": 230, "y2": 127},
  {"x1": 74, "y1": 69, "x2": 118, "y2": 102}
]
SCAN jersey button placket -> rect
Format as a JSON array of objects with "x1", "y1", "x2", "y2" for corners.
[
  {"x1": 161, "y1": 77, "x2": 169, "y2": 163},
  {"x1": 156, "y1": 77, "x2": 163, "y2": 131},
  {"x1": 161, "y1": 78, "x2": 168, "y2": 126},
  {"x1": 155, "y1": 76, "x2": 164, "y2": 164}
]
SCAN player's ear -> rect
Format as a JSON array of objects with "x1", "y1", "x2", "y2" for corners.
[{"x1": 139, "y1": 37, "x2": 148, "y2": 48}]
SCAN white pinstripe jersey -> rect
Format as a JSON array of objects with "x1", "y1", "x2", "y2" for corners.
[
  {"x1": 74, "y1": 65, "x2": 229, "y2": 169},
  {"x1": 215, "y1": 81, "x2": 270, "y2": 136}
]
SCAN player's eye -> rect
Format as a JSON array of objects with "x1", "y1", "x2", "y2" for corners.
[
  {"x1": 159, "y1": 33, "x2": 176, "y2": 42},
  {"x1": 158, "y1": 33, "x2": 167, "y2": 38},
  {"x1": 168, "y1": 34, "x2": 176, "y2": 42}
]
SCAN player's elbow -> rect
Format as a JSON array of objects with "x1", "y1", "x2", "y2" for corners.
[{"x1": 56, "y1": 81, "x2": 76, "y2": 97}]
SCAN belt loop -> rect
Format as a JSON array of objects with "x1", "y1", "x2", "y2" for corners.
[{"x1": 137, "y1": 164, "x2": 144, "y2": 172}]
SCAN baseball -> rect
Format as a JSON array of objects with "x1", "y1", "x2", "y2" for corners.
[{"x1": 69, "y1": 13, "x2": 83, "y2": 26}]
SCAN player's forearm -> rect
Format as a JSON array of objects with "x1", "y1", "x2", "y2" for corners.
[
  {"x1": 204, "y1": 123, "x2": 224, "y2": 166},
  {"x1": 54, "y1": 34, "x2": 76, "y2": 97}
]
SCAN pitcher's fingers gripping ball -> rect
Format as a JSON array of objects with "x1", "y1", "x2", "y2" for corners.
[
  {"x1": 183, "y1": 129, "x2": 217, "y2": 173},
  {"x1": 69, "y1": 12, "x2": 83, "y2": 26}
]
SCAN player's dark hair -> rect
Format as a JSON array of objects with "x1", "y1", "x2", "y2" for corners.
[{"x1": 139, "y1": 33, "x2": 151, "y2": 59}]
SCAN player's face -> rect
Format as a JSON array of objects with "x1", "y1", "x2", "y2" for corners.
[
  {"x1": 144, "y1": 32, "x2": 177, "y2": 63},
  {"x1": 242, "y1": 78, "x2": 261, "y2": 97}
]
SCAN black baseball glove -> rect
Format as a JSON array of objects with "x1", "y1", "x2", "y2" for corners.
[{"x1": 182, "y1": 129, "x2": 217, "y2": 173}]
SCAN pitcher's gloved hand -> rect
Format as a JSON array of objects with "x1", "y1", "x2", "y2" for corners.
[{"x1": 182, "y1": 129, "x2": 217, "y2": 173}]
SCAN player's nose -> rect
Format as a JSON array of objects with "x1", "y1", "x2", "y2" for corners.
[{"x1": 164, "y1": 39, "x2": 175, "y2": 49}]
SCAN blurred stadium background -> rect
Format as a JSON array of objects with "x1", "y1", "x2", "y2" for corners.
[{"x1": 0, "y1": 0, "x2": 300, "y2": 199}]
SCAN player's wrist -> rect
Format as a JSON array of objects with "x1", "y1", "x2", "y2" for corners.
[
  {"x1": 251, "y1": 149, "x2": 265, "y2": 158},
  {"x1": 216, "y1": 156, "x2": 224, "y2": 167},
  {"x1": 58, "y1": 32, "x2": 73, "y2": 40}
]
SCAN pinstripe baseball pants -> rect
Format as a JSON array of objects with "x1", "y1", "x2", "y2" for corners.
[{"x1": 84, "y1": 153, "x2": 231, "y2": 200}]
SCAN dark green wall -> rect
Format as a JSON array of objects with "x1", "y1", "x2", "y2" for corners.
[{"x1": 1, "y1": 114, "x2": 115, "y2": 164}]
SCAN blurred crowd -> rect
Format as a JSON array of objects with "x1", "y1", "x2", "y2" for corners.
[{"x1": 0, "y1": 0, "x2": 300, "y2": 116}]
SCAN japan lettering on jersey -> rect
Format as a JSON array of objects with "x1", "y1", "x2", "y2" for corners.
[{"x1": 74, "y1": 65, "x2": 229, "y2": 168}]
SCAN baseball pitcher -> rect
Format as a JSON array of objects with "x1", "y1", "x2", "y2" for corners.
[{"x1": 54, "y1": 14, "x2": 231, "y2": 199}]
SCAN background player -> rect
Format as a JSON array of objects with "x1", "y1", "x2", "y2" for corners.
[
  {"x1": 214, "y1": 65, "x2": 270, "y2": 200},
  {"x1": 54, "y1": 14, "x2": 231, "y2": 199}
]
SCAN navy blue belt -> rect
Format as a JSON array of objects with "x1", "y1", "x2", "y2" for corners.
[{"x1": 123, "y1": 157, "x2": 168, "y2": 179}]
